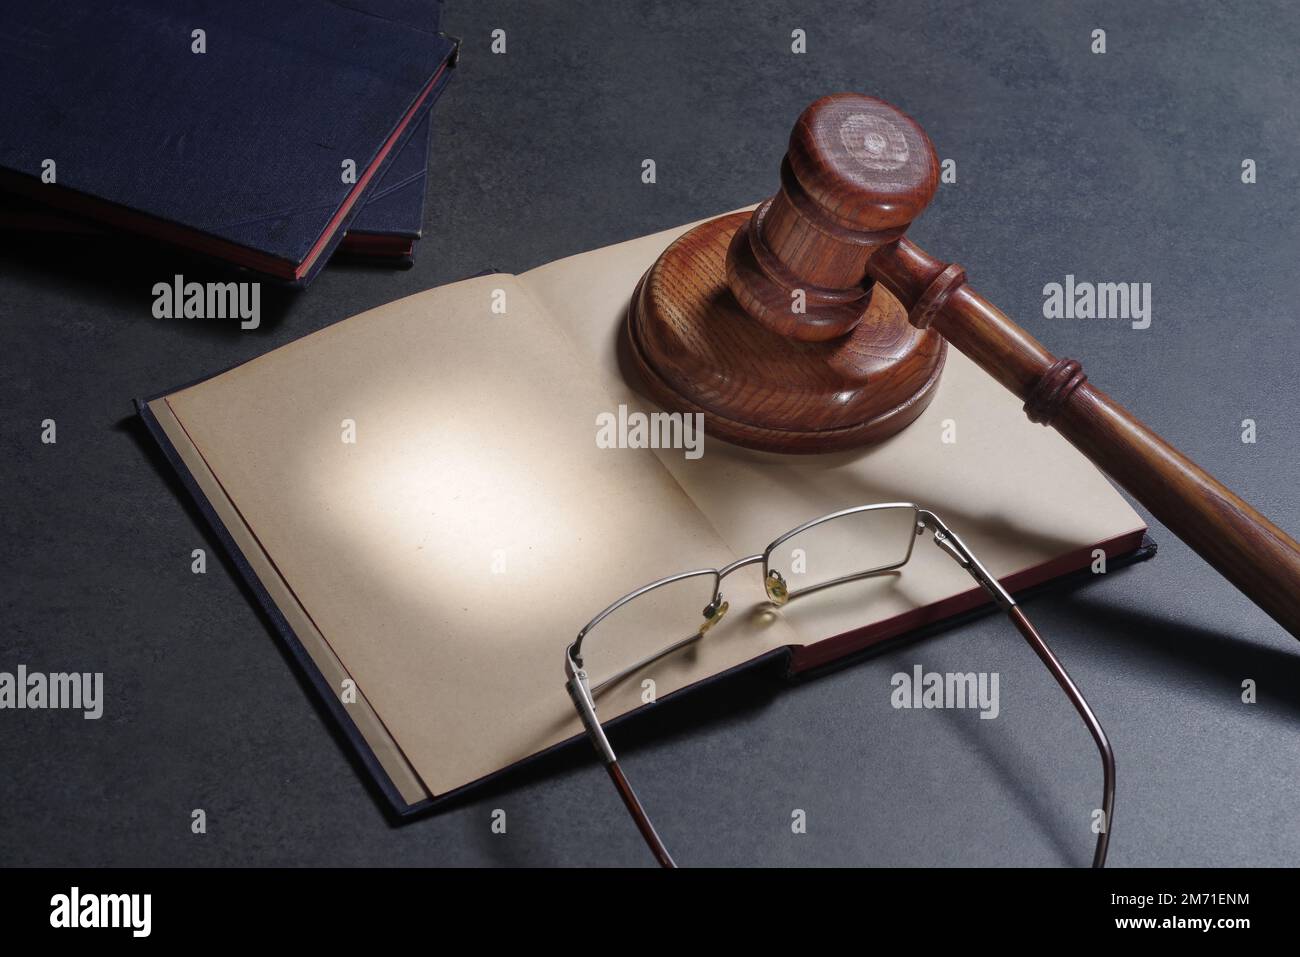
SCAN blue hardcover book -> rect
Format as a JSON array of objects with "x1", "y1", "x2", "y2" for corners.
[
  {"x1": 0, "y1": 0, "x2": 454, "y2": 284},
  {"x1": 337, "y1": 80, "x2": 443, "y2": 263},
  {"x1": 0, "y1": 65, "x2": 452, "y2": 266},
  {"x1": 327, "y1": 0, "x2": 451, "y2": 264}
]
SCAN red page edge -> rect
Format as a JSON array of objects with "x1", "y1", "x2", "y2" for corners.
[{"x1": 787, "y1": 527, "x2": 1150, "y2": 672}]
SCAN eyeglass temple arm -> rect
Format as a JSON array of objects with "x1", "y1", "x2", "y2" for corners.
[
  {"x1": 565, "y1": 652, "x2": 676, "y2": 868},
  {"x1": 607, "y1": 763, "x2": 675, "y2": 868},
  {"x1": 921, "y1": 512, "x2": 1116, "y2": 869},
  {"x1": 1006, "y1": 605, "x2": 1115, "y2": 870},
  {"x1": 590, "y1": 630, "x2": 704, "y2": 697}
]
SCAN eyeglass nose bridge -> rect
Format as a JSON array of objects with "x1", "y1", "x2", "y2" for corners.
[
  {"x1": 715, "y1": 551, "x2": 781, "y2": 608},
  {"x1": 716, "y1": 550, "x2": 797, "y2": 606}
]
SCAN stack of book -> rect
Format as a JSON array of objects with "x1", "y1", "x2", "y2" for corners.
[{"x1": 0, "y1": 0, "x2": 457, "y2": 281}]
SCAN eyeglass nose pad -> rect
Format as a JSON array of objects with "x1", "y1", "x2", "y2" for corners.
[
  {"x1": 700, "y1": 597, "x2": 730, "y2": 634},
  {"x1": 765, "y1": 569, "x2": 789, "y2": 606}
]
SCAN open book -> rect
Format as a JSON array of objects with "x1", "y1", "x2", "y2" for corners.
[{"x1": 138, "y1": 211, "x2": 1150, "y2": 813}]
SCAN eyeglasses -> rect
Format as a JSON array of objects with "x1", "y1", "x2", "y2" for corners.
[{"x1": 563, "y1": 503, "x2": 1115, "y2": 868}]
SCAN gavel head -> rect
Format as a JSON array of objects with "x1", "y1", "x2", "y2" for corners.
[
  {"x1": 727, "y1": 93, "x2": 939, "y2": 342},
  {"x1": 625, "y1": 93, "x2": 947, "y2": 454}
]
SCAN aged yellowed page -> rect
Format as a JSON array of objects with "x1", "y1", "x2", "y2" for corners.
[
  {"x1": 148, "y1": 396, "x2": 432, "y2": 805},
  {"x1": 163, "y1": 273, "x2": 801, "y2": 797},
  {"x1": 160, "y1": 212, "x2": 1146, "y2": 801}
]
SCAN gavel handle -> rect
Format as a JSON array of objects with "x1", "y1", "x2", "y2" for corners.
[{"x1": 868, "y1": 238, "x2": 1300, "y2": 639}]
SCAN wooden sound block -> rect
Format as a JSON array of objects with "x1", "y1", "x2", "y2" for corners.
[{"x1": 626, "y1": 211, "x2": 946, "y2": 454}]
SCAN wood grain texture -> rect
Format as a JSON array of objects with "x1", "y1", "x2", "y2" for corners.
[
  {"x1": 728, "y1": 203, "x2": 873, "y2": 341},
  {"x1": 627, "y1": 212, "x2": 946, "y2": 453},
  {"x1": 727, "y1": 94, "x2": 939, "y2": 341},
  {"x1": 626, "y1": 94, "x2": 947, "y2": 453},
  {"x1": 870, "y1": 237, "x2": 1300, "y2": 639},
  {"x1": 784, "y1": 93, "x2": 938, "y2": 232}
]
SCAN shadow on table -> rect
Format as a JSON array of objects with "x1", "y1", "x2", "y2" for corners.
[
  {"x1": 0, "y1": 230, "x2": 298, "y2": 339},
  {"x1": 1053, "y1": 593, "x2": 1300, "y2": 719}
]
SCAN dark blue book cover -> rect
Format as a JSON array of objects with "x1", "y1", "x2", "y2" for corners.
[
  {"x1": 0, "y1": 0, "x2": 454, "y2": 283},
  {"x1": 0, "y1": 62, "x2": 452, "y2": 265},
  {"x1": 340, "y1": 72, "x2": 446, "y2": 263},
  {"x1": 325, "y1": 0, "x2": 449, "y2": 263}
]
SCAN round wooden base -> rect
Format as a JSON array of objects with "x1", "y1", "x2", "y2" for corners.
[{"x1": 625, "y1": 212, "x2": 947, "y2": 454}]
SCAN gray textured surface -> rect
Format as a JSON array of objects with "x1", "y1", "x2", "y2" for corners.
[{"x1": 2, "y1": 0, "x2": 1298, "y2": 867}]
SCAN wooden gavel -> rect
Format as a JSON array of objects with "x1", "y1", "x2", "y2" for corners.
[{"x1": 627, "y1": 93, "x2": 1300, "y2": 639}]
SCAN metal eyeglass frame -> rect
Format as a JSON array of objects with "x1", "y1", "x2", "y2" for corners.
[{"x1": 563, "y1": 503, "x2": 1115, "y2": 869}]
